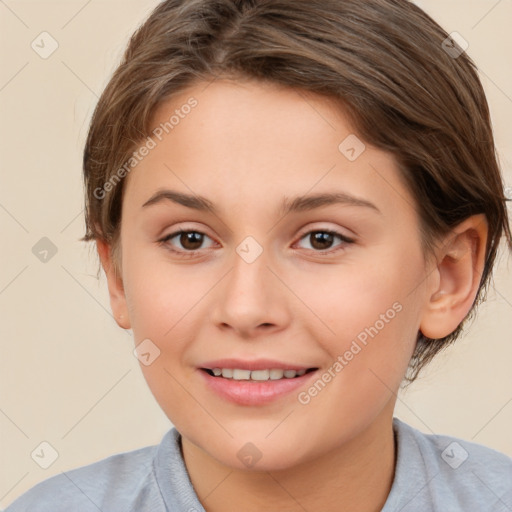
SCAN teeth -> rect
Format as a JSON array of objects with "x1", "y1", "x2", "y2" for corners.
[
  {"x1": 209, "y1": 368, "x2": 310, "y2": 381},
  {"x1": 251, "y1": 370, "x2": 270, "y2": 381},
  {"x1": 269, "y1": 369, "x2": 284, "y2": 380},
  {"x1": 232, "y1": 369, "x2": 251, "y2": 380}
]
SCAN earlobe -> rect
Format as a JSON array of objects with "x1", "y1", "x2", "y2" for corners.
[
  {"x1": 419, "y1": 214, "x2": 488, "y2": 339},
  {"x1": 96, "y1": 239, "x2": 131, "y2": 330}
]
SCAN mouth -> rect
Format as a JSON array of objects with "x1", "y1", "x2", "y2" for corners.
[
  {"x1": 197, "y1": 361, "x2": 320, "y2": 406},
  {"x1": 200, "y1": 367, "x2": 318, "y2": 381}
]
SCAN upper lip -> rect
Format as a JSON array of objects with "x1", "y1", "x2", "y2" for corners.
[{"x1": 199, "y1": 358, "x2": 316, "y2": 372}]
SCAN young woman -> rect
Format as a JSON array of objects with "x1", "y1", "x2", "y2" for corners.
[{"x1": 6, "y1": 1, "x2": 511, "y2": 510}]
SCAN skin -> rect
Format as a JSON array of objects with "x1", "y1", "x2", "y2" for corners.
[{"x1": 97, "y1": 78, "x2": 488, "y2": 512}]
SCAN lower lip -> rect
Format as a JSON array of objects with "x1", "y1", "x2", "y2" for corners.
[{"x1": 198, "y1": 369, "x2": 318, "y2": 406}]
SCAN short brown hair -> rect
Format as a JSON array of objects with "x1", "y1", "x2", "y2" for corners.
[{"x1": 82, "y1": 0, "x2": 512, "y2": 383}]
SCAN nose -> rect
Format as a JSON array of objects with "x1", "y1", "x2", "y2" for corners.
[{"x1": 210, "y1": 245, "x2": 291, "y2": 339}]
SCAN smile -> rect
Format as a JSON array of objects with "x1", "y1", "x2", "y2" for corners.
[
  {"x1": 201, "y1": 368, "x2": 316, "y2": 380},
  {"x1": 198, "y1": 362, "x2": 320, "y2": 406}
]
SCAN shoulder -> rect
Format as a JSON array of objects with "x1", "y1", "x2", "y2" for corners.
[
  {"x1": 4, "y1": 439, "x2": 164, "y2": 512},
  {"x1": 396, "y1": 417, "x2": 512, "y2": 475},
  {"x1": 391, "y1": 417, "x2": 512, "y2": 511}
]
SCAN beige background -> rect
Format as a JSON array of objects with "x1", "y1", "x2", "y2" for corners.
[{"x1": 0, "y1": 0, "x2": 511, "y2": 507}]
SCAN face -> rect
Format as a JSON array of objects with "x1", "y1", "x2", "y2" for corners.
[{"x1": 109, "y1": 78, "x2": 437, "y2": 471}]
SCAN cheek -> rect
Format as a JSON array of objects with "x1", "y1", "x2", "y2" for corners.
[
  {"x1": 123, "y1": 249, "x2": 206, "y2": 338},
  {"x1": 121, "y1": 255, "x2": 207, "y2": 427},
  {"x1": 292, "y1": 246, "x2": 426, "y2": 386},
  {"x1": 297, "y1": 248, "x2": 423, "y2": 335}
]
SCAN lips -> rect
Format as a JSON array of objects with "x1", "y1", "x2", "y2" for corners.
[
  {"x1": 198, "y1": 358, "x2": 319, "y2": 406},
  {"x1": 199, "y1": 358, "x2": 314, "y2": 372},
  {"x1": 201, "y1": 367, "x2": 314, "y2": 380}
]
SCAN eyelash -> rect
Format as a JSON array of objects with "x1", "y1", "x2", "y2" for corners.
[{"x1": 158, "y1": 228, "x2": 355, "y2": 258}]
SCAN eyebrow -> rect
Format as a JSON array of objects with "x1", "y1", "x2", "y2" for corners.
[{"x1": 142, "y1": 189, "x2": 381, "y2": 216}]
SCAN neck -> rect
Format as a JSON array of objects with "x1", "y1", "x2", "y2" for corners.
[{"x1": 181, "y1": 411, "x2": 397, "y2": 512}]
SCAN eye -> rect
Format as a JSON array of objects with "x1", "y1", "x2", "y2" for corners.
[
  {"x1": 159, "y1": 230, "x2": 216, "y2": 256},
  {"x1": 159, "y1": 228, "x2": 354, "y2": 257},
  {"x1": 295, "y1": 229, "x2": 354, "y2": 253}
]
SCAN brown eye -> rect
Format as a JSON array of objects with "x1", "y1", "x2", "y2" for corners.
[
  {"x1": 161, "y1": 230, "x2": 215, "y2": 255},
  {"x1": 296, "y1": 230, "x2": 354, "y2": 253},
  {"x1": 178, "y1": 231, "x2": 204, "y2": 250},
  {"x1": 310, "y1": 232, "x2": 335, "y2": 250}
]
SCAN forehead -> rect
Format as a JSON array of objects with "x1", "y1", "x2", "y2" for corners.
[
  {"x1": 122, "y1": 78, "x2": 416, "y2": 223},
  {"x1": 150, "y1": 78, "x2": 351, "y2": 152}
]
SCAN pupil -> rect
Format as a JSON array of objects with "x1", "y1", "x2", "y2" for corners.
[
  {"x1": 181, "y1": 232, "x2": 203, "y2": 250},
  {"x1": 311, "y1": 232, "x2": 333, "y2": 250},
  {"x1": 178, "y1": 232, "x2": 334, "y2": 251}
]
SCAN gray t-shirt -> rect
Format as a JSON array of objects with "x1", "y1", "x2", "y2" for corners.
[{"x1": 4, "y1": 417, "x2": 512, "y2": 511}]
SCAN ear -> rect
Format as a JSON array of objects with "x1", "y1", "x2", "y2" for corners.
[
  {"x1": 419, "y1": 214, "x2": 488, "y2": 339},
  {"x1": 96, "y1": 239, "x2": 131, "y2": 330}
]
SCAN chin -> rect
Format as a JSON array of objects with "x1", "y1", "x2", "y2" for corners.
[{"x1": 222, "y1": 448, "x2": 307, "y2": 473}]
